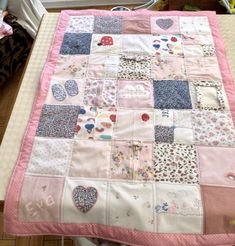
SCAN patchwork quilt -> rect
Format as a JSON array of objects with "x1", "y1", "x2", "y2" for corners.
[{"x1": 4, "y1": 10, "x2": 235, "y2": 245}]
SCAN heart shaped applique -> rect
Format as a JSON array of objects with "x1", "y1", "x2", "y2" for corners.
[
  {"x1": 156, "y1": 18, "x2": 173, "y2": 30},
  {"x1": 72, "y1": 186, "x2": 98, "y2": 213}
]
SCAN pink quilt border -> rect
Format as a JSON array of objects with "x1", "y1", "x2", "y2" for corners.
[{"x1": 4, "y1": 10, "x2": 235, "y2": 245}]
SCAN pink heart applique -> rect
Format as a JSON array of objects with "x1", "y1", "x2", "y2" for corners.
[{"x1": 72, "y1": 186, "x2": 98, "y2": 213}]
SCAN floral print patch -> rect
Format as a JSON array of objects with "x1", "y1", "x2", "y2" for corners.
[
  {"x1": 36, "y1": 105, "x2": 79, "y2": 138},
  {"x1": 202, "y1": 45, "x2": 216, "y2": 57},
  {"x1": 192, "y1": 110, "x2": 235, "y2": 146},
  {"x1": 94, "y1": 16, "x2": 122, "y2": 34},
  {"x1": 118, "y1": 55, "x2": 151, "y2": 80},
  {"x1": 83, "y1": 79, "x2": 117, "y2": 107},
  {"x1": 153, "y1": 34, "x2": 183, "y2": 56},
  {"x1": 153, "y1": 143, "x2": 198, "y2": 184},
  {"x1": 67, "y1": 16, "x2": 94, "y2": 33},
  {"x1": 153, "y1": 80, "x2": 192, "y2": 109},
  {"x1": 60, "y1": 33, "x2": 92, "y2": 55}
]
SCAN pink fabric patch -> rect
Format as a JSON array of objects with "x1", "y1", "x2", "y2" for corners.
[
  {"x1": 117, "y1": 80, "x2": 153, "y2": 108},
  {"x1": 122, "y1": 15, "x2": 151, "y2": 34},
  {"x1": 19, "y1": 175, "x2": 64, "y2": 222},
  {"x1": 202, "y1": 186, "x2": 235, "y2": 234},
  {"x1": 198, "y1": 146, "x2": 235, "y2": 187}
]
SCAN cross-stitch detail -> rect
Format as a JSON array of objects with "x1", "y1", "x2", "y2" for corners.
[
  {"x1": 72, "y1": 186, "x2": 98, "y2": 213},
  {"x1": 94, "y1": 16, "x2": 122, "y2": 34},
  {"x1": 192, "y1": 111, "x2": 235, "y2": 146},
  {"x1": 36, "y1": 105, "x2": 79, "y2": 138},
  {"x1": 60, "y1": 33, "x2": 92, "y2": 55},
  {"x1": 153, "y1": 34, "x2": 183, "y2": 56},
  {"x1": 153, "y1": 80, "x2": 192, "y2": 109},
  {"x1": 118, "y1": 55, "x2": 151, "y2": 80},
  {"x1": 64, "y1": 80, "x2": 79, "y2": 96},
  {"x1": 193, "y1": 80, "x2": 226, "y2": 110},
  {"x1": 67, "y1": 16, "x2": 94, "y2": 33},
  {"x1": 51, "y1": 84, "x2": 67, "y2": 101},
  {"x1": 202, "y1": 45, "x2": 216, "y2": 57},
  {"x1": 155, "y1": 125, "x2": 174, "y2": 143},
  {"x1": 153, "y1": 143, "x2": 198, "y2": 184}
]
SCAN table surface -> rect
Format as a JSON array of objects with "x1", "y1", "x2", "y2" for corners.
[{"x1": 0, "y1": 13, "x2": 235, "y2": 201}]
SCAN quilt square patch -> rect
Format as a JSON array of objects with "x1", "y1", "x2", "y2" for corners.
[
  {"x1": 94, "y1": 108, "x2": 116, "y2": 140},
  {"x1": 117, "y1": 80, "x2": 153, "y2": 108},
  {"x1": 133, "y1": 142, "x2": 154, "y2": 181},
  {"x1": 182, "y1": 34, "x2": 214, "y2": 45},
  {"x1": 192, "y1": 111, "x2": 235, "y2": 146},
  {"x1": 153, "y1": 80, "x2": 192, "y2": 109},
  {"x1": 27, "y1": 138, "x2": 73, "y2": 176},
  {"x1": 153, "y1": 143, "x2": 198, "y2": 184},
  {"x1": 133, "y1": 110, "x2": 154, "y2": 140},
  {"x1": 94, "y1": 16, "x2": 122, "y2": 34},
  {"x1": 90, "y1": 34, "x2": 122, "y2": 55},
  {"x1": 84, "y1": 79, "x2": 117, "y2": 107},
  {"x1": 66, "y1": 16, "x2": 94, "y2": 33},
  {"x1": 118, "y1": 55, "x2": 151, "y2": 80},
  {"x1": 154, "y1": 125, "x2": 174, "y2": 143},
  {"x1": 122, "y1": 35, "x2": 153, "y2": 55},
  {"x1": 154, "y1": 109, "x2": 174, "y2": 127},
  {"x1": 153, "y1": 34, "x2": 183, "y2": 57},
  {"x1": 54, "y1": 55, "x2": 88, "y2": 79},
  {"x1": 202, "y1": 186, "x2": 235, "y2": 233},
  {"x1": 19, "y1": 175, "x2": 64, "y2": 222},
  {"x1": 202, "y1": 45, "x2": 216, "y2": 56},
  {"x1": 62, "y1": 179, "x2": 107, "y2": 223},
  {"x1": 151, "y1": 16, "x2": 179, "y2": 34},
  {"x1": 69, "y1": 140, "x2": 111, "y2": 178},
  {"x1": 198, "y1": 146, "x2": 235, "y2": 187},
  {"x1": 36, "y1": 105, "x2": 79, "y2": 139},
  {"x1": 185, "y1": 57, "x2": 222, "y2": 80},
  {"x1": 109, "y1": 182, "x2": 154, "y2": 231},
  {"x1": 193, "y1": 80, "x2": 226, "y2": 110},
  {"x1": 155, "y1": 183, "x2": 203, "y2": 233},
  {"x1": 46, "y1": 77, "x2": 85, "y2": 105},
  {"x1": 60, "y1": 33, "x2": 92, "y2": 55},
  {"x1": 114, "y1": 109, "x2": 154, "y2": 141},
  {"x1": 75, "y1": 106, "x2": 96, "y2": 140},
  {"x1": 151, "y1": 56, "x2": 186, "y2": 80},
  {"x1": 110, "y1": 140, "x2": 134, "y2": 179},
  {"x1": 122, "y1": 15, "x2": 150, "y2": 34},
  {"x1": 180, "y1": 16, "x2": 211, "y2": 35}
]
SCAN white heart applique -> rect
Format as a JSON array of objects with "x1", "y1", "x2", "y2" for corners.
[
  {"x1": 156, "y1": 18, "x2": 174, "y2": 30},
  {"x1": 72, "y1": 186, "x2": 98, "y2": 213}
]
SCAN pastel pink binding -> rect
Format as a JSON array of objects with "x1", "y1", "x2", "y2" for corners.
[{"x1": 4, "y1": 10, "x2": 235, "y2": 245}]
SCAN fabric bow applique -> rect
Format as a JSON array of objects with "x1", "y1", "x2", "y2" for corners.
[{"x1": 72, "y1": 186, "x2": 98, "y2": 213}]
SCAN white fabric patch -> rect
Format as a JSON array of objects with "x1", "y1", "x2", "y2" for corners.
[
  {"x1": 154, "y1": 109, "x2": 174, "y2": 127},
  {"x1": 122, "y1": 35, "x2": 154, "y2": 55},
  {"x1": 108, "y1": 182, "x2": 154, "y2": 231},
  {"x1": 27, "y1": 137, "x2": 73, "y2": 176},
  {"x1": 67, "y1": 16, "x2": 94, "y2": 33},
  {"x1": 156, "y1": 183, "x2": 203, "y2": 233},
  {"x1": 174, "y1": 128, "x2": 194, "y2": 144}
]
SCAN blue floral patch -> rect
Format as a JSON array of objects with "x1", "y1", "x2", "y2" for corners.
[
  {"x1": 94, "y1": 16, "x2": 122, "y2": 34},
  {"x1": 36, "y1": 105, "x2": 80, "y2": 138},
  {"x1": 155, "y1": 125, "x2": 174, "y2": 143},
  {"x1": 60, "y1": 33, "x2": 92, "y2": 55},
  {"x1": 153, "y1": 80, "x2": 192, "y2": 109}
]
